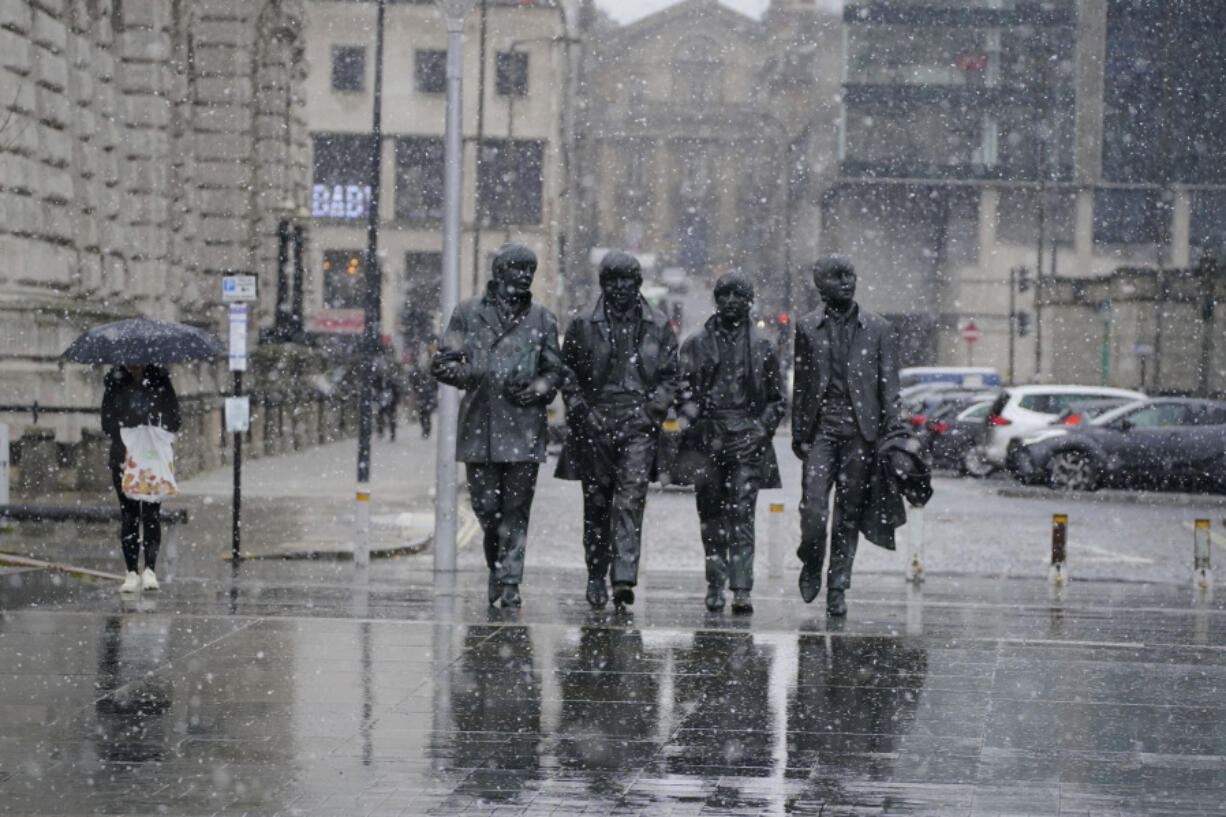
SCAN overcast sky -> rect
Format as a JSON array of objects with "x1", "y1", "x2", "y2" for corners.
[
  {"x1": 597, "y1": 0, "x2": 841, "y2": 24},
  {"x1": 596, "y1": 0, "x2": 768, "y2": 23}
]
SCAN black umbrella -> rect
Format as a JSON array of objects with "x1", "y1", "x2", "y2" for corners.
[{"x1": 63, "y1": 317, "x2": 225, "y2": 365}]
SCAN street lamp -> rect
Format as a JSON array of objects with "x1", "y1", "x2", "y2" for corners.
[
  {"x1": 355, "y1": 0, "x2": 388, "y2": 567},
  {"x1": 434, "y1": 0, "x2": 478, "y2": 573}
]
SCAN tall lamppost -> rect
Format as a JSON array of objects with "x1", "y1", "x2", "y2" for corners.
[
  {"x1": 434, "y1": 0, "x2": 478, "y2": 573},
  {"x1": 355, "y1": 0, "x2": 387, "y2": 567}
]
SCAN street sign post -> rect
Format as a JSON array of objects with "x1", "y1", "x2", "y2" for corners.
[
  {"x1": 962, "y1": 321, "x2": 980, "y2": 365},
  {"x1": 225, "y1": 293, "x2": 253, "y2": 563}
]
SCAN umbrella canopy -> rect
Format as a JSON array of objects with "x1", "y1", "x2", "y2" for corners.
[{"x1": 62, "y1": 317, "x2": 225, "y2": 365}]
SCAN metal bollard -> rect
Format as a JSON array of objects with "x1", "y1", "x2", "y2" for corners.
[
  {"x1": 355, "y1": 490, "x2": 371, "y2": 568},
  {"x1": 1050, "y1": 513, "x2": 1068, "y2": 585},
  {"x1": 767, "y1": 503, "x2": 786, "y2": 579},
  {"x1": 1194, "y1": 519, "x2": 1212, "y2": 590},
  {"x1": 905, "y1": 503, "x2": 925, "y2": 583}
]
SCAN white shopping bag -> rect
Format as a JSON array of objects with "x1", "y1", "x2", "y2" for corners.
[{"x1": 119, "y1": 425, "x2": 178, "y2": 502}]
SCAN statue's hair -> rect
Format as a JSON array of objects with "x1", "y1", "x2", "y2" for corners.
[
  {"x1": 492, "y1": 242, "x2": 537, "y2": 276},
  {"x1": 812, "y1": 254, "x2": 855, "y2": 279},
  {"x1": 714, "y1": 269, "x2": 754, "y2": 299},
  {"x1": 598, "y1": 250, "x2": 642, "y2": 282}
]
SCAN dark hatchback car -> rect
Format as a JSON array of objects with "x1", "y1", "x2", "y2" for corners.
[
  {"x1": 918, "y1": 397, "x2": 994, "y2": 471},
  {"x1": 1011, "y1": 398, "x2": 1226, "y2": 493}
]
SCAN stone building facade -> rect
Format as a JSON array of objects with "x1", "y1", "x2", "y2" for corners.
[
  {"x1": 572, "y1": 0, "x2": 843, "y2": 323},
  {"x1": 0, "y1": 0, "x2": 312, "y2": 488}
]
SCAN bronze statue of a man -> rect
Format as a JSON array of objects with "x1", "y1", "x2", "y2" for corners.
[
  {"x1": 555, "y1": 251, "x2": 680, "y2": 611},
  {"x1": 676, "y1": 270, "x2": 785, "y2": 614},
  {"x1": 791, "y1": 255, "x2": 904, "y2": 616},
  {"x1": 432, "y1": 243, "x2": 564, "y2": 609}
]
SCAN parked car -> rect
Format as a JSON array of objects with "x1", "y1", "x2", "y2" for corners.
[
  {"x1": 1048, "y1": 397, "x2": 1136, "y2": 428},
  {"x1": 970, "y1": 385, "x2": 1145, "y2": 474},
  {"x1": 903, "y1": 387, "x2": 998, "y2": 429},
  {"x1": 918, "y1": 397, "x2": 994, "y2": 472},
  {"x1": 1010, "y1": 398, "x2": 1226, "y2": 492}
]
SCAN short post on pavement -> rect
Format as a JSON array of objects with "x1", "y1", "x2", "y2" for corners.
[
  {"x1": 0, "y1": 423, "x2": 9, "y2": 505},
  {"x1": 223, "y1": 274, "x2": 256, "y2": 562},
  {"x1": 1050, "y1": 513, "x2": 1068, "y2": 585},
  {"x1": 1194, "y1": 518, "x2": 1212, "y2": 590},
  {"x1": 905, "y1": 503, "x2": 925, "y2": 583},
  {"x1": 433, "y1": 0, "x2": 478, "y2": 573},
  {"x1": 767, "y1": 502, "x2": 785, "y2": 579}
]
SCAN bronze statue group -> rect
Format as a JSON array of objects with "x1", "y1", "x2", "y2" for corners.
[{"x1": 433, "y1": 244, "x2": 930, "y2": 617}]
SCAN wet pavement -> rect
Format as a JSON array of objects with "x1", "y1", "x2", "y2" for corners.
[{"x1": 2, "y1": 433, "x2": 1226, "y2": 816}]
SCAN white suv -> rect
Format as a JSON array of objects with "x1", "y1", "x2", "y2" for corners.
[{"x1": 970, "y1": 385, "x2": 1145, "y2": 473}]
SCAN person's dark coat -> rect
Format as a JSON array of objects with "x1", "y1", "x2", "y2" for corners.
[
  {"x1": 433, "y1": 283, "x2": 564, "y2": 463},
  {"x1": 860, "y1": 432, "x2": 933, "y2": 549},
  {"x1": 791, "y1": 305, "x2": 904, "y2": 450},
  {"x1": 672, "y1": 315, "x2": 786, "y2": 488},
  {"x1": 101, "y1": 365, "x2": 182, "y2": 472},
  {"x1": 554, "y1": 296, "x2": 680, "y2": 480}
]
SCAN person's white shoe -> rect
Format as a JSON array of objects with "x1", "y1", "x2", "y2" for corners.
[
  {"x1": 119, "y1": 571, "x2": 141, "y2": 593},
  {"x1": 141, "y1": 568, "x2": 159, "y2": 592}
]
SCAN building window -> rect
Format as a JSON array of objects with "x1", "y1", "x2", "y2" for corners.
[
  {"x1": 312, "y1": 132, "x2": 374, "y2": 220},
  {"x1": 331, "y1": 46, "x2": 365, "y2": 92},
  {"x1": 477, "y1": 139, "x2": 544, "y2": 226},
  {"x1": 672, "y1": 37, "x2": 722, "y2": 106},
  {"x1": 416, "y1": 50, "x2": 446, "y2": 94},
  {"x1": 394, "y1": 137, "x2": 444, "y2": 222},
  {"x1": 1190, "y1": 190, "x2": 1226, "y2": 250},
  {"x1": 495, "y1": 51, "x2": 529, "y2": 96},
  {"x1": 626, "y1": 73, "x2": 647, "y2": 107},
  {"x1": 322, "y1": 249, "x2": 365, "y2": 310},
  {"x1": 1093, "y1": 188, "x2": 1166, "y2": 246},
  {"x1": 401, "y1": 252, "x2": 441, "y2": 347}
]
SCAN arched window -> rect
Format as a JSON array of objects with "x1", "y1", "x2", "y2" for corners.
[{"x1": 672, "y1": 36, "x2": 723, "y2": 106}]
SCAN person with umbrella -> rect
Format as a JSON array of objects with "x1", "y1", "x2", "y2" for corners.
[
  {"x1": 64, "y1": 317, "x2": 222, "y2": 593},
  {"x1": 101, "y1": 364, "x2": 182, "y2": 593}
]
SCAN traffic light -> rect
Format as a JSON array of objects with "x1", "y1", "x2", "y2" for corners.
[
  {"x1": 1017, "y1": 311, "x2": 1031, "y2": 336},
  {"x1": 1016, "y1": 266, "x2": 1031, "y2": 293}
]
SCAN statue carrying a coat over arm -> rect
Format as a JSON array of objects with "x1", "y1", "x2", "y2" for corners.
[{"x1": 432, "y1": 243, "x2": 565, "y2": 609}]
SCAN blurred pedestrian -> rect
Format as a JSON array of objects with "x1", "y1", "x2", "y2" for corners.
[
  {"x1": 432, "y1": 243, "x2": 565, "y2": 609},
  {"x1": 408, "y1": 338, "x2": 438, "y2": 438},
  {"x1": 555, "y1": 251, "x2": 680, "y2": 612},
  {"x1": 676, "y1": 271, "x2": 785, "y2": 614},
  {"x1": 373, "y1": 340, "x2": 403, "y2": 441},
  {"x1": 791, "y1": 255, "x2": 905, "y2": 616},
  {"x1": 101, "y1": 364, "x2": 181, "y2": 593}
]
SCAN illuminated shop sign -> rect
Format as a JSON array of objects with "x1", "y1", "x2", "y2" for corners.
[{"x1": 312, "y1": 184, "x2": 373, "y2": 219}]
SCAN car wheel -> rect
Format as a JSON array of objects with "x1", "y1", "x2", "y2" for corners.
[
  {"x1": 962, "y1": 448, "x2": 996, "y2": 478},
  {"x1": 1048, "y1": 450, "x2": 1098, "y2": 492}
]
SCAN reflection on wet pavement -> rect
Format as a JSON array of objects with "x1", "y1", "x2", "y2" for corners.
[{"x1": 1, "y1": 569, "x2": 1225, "y2": 816}]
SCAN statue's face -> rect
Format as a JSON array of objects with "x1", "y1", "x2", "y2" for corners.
[
  {"x1": 815, "y1": 264, "x2": 856, "y2": 307},
  {"x1": 715, "y1": 286, "x2": 751, "y2": 325},
  {"x1": 601, "y1": 270, "x2": 640, "y2": 312},
  {"x1": 495, "y1": 261, "x2": 535, "y2": 301}
]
